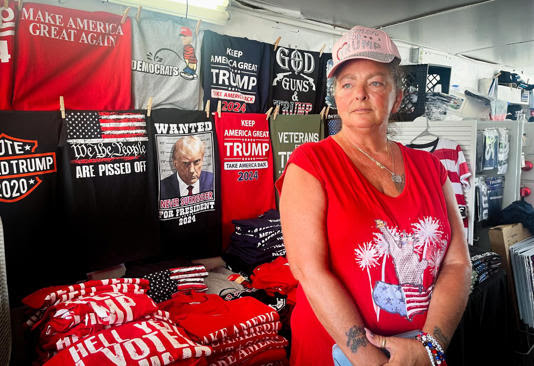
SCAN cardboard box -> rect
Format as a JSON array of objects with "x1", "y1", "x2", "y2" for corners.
[{"x1": 489, "y1": 223, "x2": 532, "y2": 265}]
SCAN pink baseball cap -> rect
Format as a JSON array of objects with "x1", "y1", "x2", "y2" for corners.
[{"x1": 328, "y1": 25, "x2": 401, "y2": 79}]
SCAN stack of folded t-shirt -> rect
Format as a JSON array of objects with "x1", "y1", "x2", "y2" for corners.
[
  {"x1": 469, "y1": 246, "x2": 503, "y2": 291},
  {"x1": 159, "y1": 292, "x2": 289, "y2": 365},
  {"x1": 206, "y1": 266, "x2": 290, "y2": 321},
  {"x1": 22, "y1": 278, "x2": 211, "y2": 365},
  {"x1": 250, "y1": 256, "x2": 298, "y2": 305},
  {"x1": 223, "y1": 210, "x2": 286, "y2": 275},
  {"x1": 170, "y1": 264, "x2": 209, "y2": 293}
]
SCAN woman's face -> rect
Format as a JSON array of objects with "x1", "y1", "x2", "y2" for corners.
[{"x1": 334, "y1": 59, "x2": 402, "y2": 130}]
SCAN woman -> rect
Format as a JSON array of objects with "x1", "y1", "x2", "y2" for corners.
[{"x1": 276, "y1": 25, "x2": 471, "y2": 365}]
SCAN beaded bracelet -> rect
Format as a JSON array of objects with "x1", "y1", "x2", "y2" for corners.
[{"x1": 415, "y1": 331, "x2": 447, "y2": 366}]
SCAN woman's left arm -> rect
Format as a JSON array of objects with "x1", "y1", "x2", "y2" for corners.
[
  {"x1": 366, "y1": 177, "x2": 472, "y2": 365},
  {"x1": 421, "y1": 176, "x2": 472, "y2": 349}
]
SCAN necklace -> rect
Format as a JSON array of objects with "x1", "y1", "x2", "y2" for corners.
[{"x1": 353, "y1": 140, "x2": 405, "y2": 191}]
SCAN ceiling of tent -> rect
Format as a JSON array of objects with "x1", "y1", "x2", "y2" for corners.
[{"x1": 234, "y1": 0, "x2": 534, "y2": 73}]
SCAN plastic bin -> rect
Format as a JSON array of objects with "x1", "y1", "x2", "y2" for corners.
[{"x1": 393, "y1": 64, "x2": 452, "y2": 121}]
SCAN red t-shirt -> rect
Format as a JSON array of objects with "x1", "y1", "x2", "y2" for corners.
[
  {"x1": 13, "y1": 3, "x2": 132, "y2": 110},
  {"x1": 215, "y1": 112, "x2": 276, "y2": 248},
  {"x1": 160, "y1": 292, "x2": 280, "y2": 344},
  {"x1": 276, "y1": 137, "x2": 450, "y2": 365},
  {"x1": 250, "y1": 257, "x2": 298, "y2": 303},
  {"x1": 0, "y1": 1, "x2": 16, "y2": 109}
]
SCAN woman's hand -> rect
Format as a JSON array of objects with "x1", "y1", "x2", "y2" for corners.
[{"x1": 365, "y1": 329, "x2": 432, "y2": 366}]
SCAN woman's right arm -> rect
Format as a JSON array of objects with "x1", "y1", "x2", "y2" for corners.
[{"x1": 279, "y1": 163, "x2": 388, "y2": 365}]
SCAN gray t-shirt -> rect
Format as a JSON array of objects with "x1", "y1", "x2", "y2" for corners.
[{"x1": 132, "y1": 18, "x2": 203, "y2": 110}]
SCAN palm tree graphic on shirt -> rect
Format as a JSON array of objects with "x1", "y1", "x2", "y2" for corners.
[{"x1": 354, "y1": 217, "x2": 448, "y2": 321}]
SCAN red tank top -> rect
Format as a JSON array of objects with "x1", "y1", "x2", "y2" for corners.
[{"x1": 276, "y1": 137, "x2": 450, "y2": 365}]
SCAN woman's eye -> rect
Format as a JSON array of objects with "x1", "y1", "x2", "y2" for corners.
[
  {"x1": 342, "y1": 83, "x2": 352, "y2": 89},
  {"x1": 370, "y1": 81, "x2": 384, "y2": 87}
]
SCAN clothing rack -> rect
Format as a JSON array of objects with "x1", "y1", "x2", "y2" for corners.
[
  {"x1": 390, "y1": 119, "x2": 477, "y2": 244},
  {"x1": 390, "y1": 119, "x2": 524, "y2": 247}
]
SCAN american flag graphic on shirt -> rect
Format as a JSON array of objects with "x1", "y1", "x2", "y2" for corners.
[
  {"x1": 66, "y1": 111, "x2": 147, "y2": 165},
  {"x1": 401, "y1": 284, "x2": 433, "y2": 320},
  {"x1": 66, "y1": 111, "x2": 147, "y2": 143}
]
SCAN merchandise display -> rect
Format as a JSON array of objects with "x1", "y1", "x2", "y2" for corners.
[
  {"x1": 148, "y1": 108, "x2": 221, "y2": 259},
  {"x1": 0, "y1": 1, "x2": 16, "y2": 109},
  {"x1": 408, "y1": 137, "x2": 471, "y2": 238},
  {"x1": 13, "y1": 3, "x2": 132, "y2": 110},
  {"x1": 0, "y1": 1, "x2": 530, "y2": 364},
  {"x1": 269, "y1": 114, "x2": 324, "y2": 179},
  {"x1": 132, "y1": 19, "x2": 203, "y2": 110},
  {"x1": 223, "y1": 210, "x2": 284, "y2": 274},
  {"x1": 271, "y1": 46, "x2": 322, "y2": 115},
  {"x1": 0, "y1": 111, "x2": 72, "y2": 305},
  {"x1": 63, "y1": 110, "x2": 159, "y2": 273},
  {"x1": 215, "y1": 112, "x2": 276, "y2": 248},
  {"x1": 201, "y1": 30, "x2": 272, "y2": 114}
]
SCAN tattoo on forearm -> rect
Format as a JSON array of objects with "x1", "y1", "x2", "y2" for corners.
[
  {"x1": 345, "y1": 325, "x2": 368, "y2": 353},
  {"x1": 433, "y1": 326, "x2": 449, "y2": 349}
]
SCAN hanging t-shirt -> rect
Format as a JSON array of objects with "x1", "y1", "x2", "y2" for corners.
[
  {"x1": 0, "y1": 111, "x2": 74, "y2": 305},
  {"x1": 407, "y1": 138, "x2": 471, "y2": 238},
  {"x1": 323, "y1": 56, "x2": 336, "y2": 108},
  {"x1": 270, "y1": 114, "x2": 324, "y2": 179},
  {"x1": 215, "y1": 112, "x2": 276, "y2": 248},
  {"x1": 0, "y1": 113, "x2": 68, "y2": 301},
  {"x1": 132, "y1": 19, "x2": 202, "y2": 110},
  {"x1": 0, "y1": 1, "x2": 16, "y2": 109},
  {"x1": 201, "y1": 30, "x2": 272, "y2": 114},
  {"x1": 13, "y1": 3, "x2": 131, "y2": 110},
  {"x1": 325, "y1": 107, "x2": 341, "y2": 136},
  {"x1": 271, "y1": 46, "x2": 320, "y2": 115},
  {"x1": 314, "y1": 52, "x2": 332, "y2": 113},
  {"x1": 483, "y1": 128, "x2": 499, "y2": 171},
  {"x1": 63, "y1": 110, "x2": 158, "y2": 274},
  {"x1": 148, "y1": 108, "x2": 221, "y2": 259}
]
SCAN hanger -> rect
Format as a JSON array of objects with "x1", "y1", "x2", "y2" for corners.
[{"x1": 409, "y1": 117, "x2": 438, "y2": 144}]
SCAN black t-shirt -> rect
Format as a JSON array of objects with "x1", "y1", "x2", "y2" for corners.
[
  {"x1": 62, "y1": 110, "x2": 160, "y2": 274},
  {"x1": 0, "y1": 111, "x2": 76, "y2": 304},
  {"x1": 147, "y1": 108, "x2": 221, "y2": 259},
  {"x1": 201, "y1": 30, "x2": 272, "y2": 114},
  {"x1": 271, "y1": 46, "x2": 321, "y2": 115}
]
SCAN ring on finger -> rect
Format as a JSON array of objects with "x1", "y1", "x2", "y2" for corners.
[{"x1": 381, "y1": 338, "x2": 386, "y2": 349}]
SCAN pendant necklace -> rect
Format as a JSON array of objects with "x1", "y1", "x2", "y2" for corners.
[{"x1": 353, "y1": 140, "x2": 405, "y2": 192}]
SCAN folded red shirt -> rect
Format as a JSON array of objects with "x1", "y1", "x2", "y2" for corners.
[{"x1": 44, "y1": 319, "x2": 212, "y2": 366}]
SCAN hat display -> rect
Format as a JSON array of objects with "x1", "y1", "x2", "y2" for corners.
[{"x1": 328, "y1": 25, "x2": 401, "y2": 79}]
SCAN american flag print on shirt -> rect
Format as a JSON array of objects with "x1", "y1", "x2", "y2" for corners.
[
  {"x1": 66, "y1": 111, "x2": 148, "y2": 165},
  {"x1": 66, "y1": 112, "x2": 147, "y2": 143},
  {"x1": 401, "y1": 283, "x2": 433, "y2": 320}
]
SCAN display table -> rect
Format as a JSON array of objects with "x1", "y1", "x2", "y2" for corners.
[{"x1": 447, "y1": 268, "x2": 511, "y2": 365}]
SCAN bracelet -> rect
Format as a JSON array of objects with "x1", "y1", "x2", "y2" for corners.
[{"x1": 415, "y1": 331, "x2": 447, "y2": 366}]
